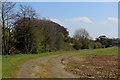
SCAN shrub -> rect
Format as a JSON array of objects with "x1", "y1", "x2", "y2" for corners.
[
  {"x1": 89, "y1": 42, "x2": 95, "y2": 49},
  {"x1": 94, "y1": 42, "x2": 102, "y2": 48},
  {"x1": 73, "y1": 42, "x2": 82, "y2": 50}
]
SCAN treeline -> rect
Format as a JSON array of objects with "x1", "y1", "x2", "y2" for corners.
[
  {"x1": 1, "y1": 2, "x2": 119, "y2": 55},
  {"x1": 70, "y1": 31, "x2": 119, "y2": 50}
]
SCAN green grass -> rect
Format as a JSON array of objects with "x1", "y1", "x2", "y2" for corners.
[
  {"x1": 2, "y1": 52, "x2": 60, "y2": 78},
  {"x1": 0, "y1": 55, "x2": 2, "y2": 79},
  {"x1": 58, "y1": 47, "x2": 118, "y2": 58},
  {"x1": 76, "y1": 47, "x2": 118, "y2": 57},
  {"x1": 2, "y1": 47, "x2": 118, "y2": 78}
]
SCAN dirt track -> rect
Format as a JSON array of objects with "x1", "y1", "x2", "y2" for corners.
[
  {"x1": 16, "y1": 54, "x2": 118, "y2": 78},
  {"x1": 16, "y1": 55, "x2": 77, "y2": 78}
]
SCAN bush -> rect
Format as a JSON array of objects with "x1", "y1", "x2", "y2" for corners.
[
  {"x1": 10, "y1": 48, "x2": 21, "y2": 55},
  {"x1": 73, "y1": 42, "x2": 82, "y2": 50},
  {"x1": 94, "y1": 42, "x2": 102, "y2": 48},
  {"x1": 89, "y1": 42, "x2": 95, "y2": 49},
  {"x1": 73, "y1": 45, "x2": 80, "y2": 50},
  {"x1": 81, "y1": 39, "x2": 89, "y2": 49}
]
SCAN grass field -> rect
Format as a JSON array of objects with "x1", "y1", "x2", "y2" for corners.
[
  {"x1": 2, "y1": 47, "x2": 118, "y2": 78},
  {"x1": 0, "y1": 55, "x2": 2, "y2": 79}
]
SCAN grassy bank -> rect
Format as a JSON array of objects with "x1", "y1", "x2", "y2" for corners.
[{"x1": 2, "y1": 47, "x2": 118, "y2": 78}]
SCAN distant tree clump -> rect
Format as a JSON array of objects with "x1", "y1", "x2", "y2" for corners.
[
  {"x1": 73, "y1": 28, "x2": 90, "y2": 50},
  {"x1": 95, "y1": 35, "x2": 112, "y2": 48}
]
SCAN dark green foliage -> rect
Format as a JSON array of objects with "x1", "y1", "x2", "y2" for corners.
[
  {"x1": 34, "y1": 20, "x2": 68, "y2": 51},
  {"x1": 14, "y1": 18, "x2": 33, "y2": 53},
  {"x1": 88, "y1": 41, "x2": 102, "y2": 49},
  {"x1": 95, "y1": 35, "x2": 112, "y2": 48},
  {"x1": 73, "y1": 42, "x2": 82, "y2": 50},
  {"x1": 14, "y1": 18, "x2": 68, "y2": 54},
  {"x1": 89, "y1": 41, "x2": 95, "y2": 49},
  {"x1": 55, "y1": 33, "x2": 65, "y2": 50},
  {"x1": 80, "y1": 38, "x2": 89, "y2": 49},
  {"x1": 94, "y1": 42, "x2": 102, "y2": 48},
  {"x1": 31, "y1": 27, "x2": 44, "y2": 53}
]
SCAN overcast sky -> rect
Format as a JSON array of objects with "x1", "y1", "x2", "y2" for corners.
[{"x1": 16, "y1": 2, "x2": 118, "y2": 39}]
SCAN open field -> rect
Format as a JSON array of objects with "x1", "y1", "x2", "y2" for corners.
[{"x1": 2, "y1": 47, "x2": 118, "y2": 78}]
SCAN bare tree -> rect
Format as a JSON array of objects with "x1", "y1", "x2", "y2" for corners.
[
  {"x1": 15, "y1": 5, "x2": 38, "y2": 54},
  {"x1": 17, "y1": 5, "x2": 37, "y2": 19},
  {"x1": 73, "y1": 28, "x2": 90, "y2": 40},
  {"x1": 1, "y1": 2, "x2": 15, "y2": 55}
]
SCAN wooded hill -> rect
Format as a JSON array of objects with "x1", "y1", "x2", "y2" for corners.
[{"x1": 14, "y1": 18, "x2": 69, "y2": 54}]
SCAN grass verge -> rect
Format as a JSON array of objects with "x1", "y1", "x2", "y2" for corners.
[{"x1": 2, "y1": 51, "x2": 61, "y2": 78}]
